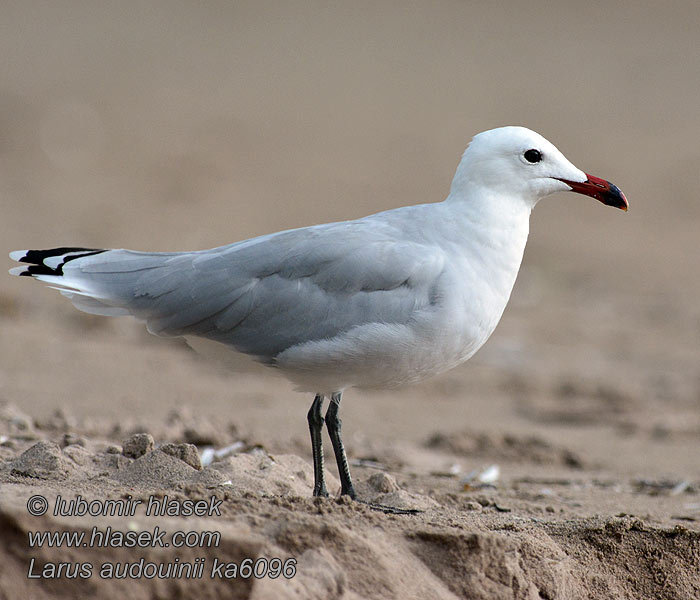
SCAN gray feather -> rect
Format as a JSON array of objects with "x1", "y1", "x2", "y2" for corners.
[{"x1": 18, "y1": 210, "x2": 446, "y2": 362}]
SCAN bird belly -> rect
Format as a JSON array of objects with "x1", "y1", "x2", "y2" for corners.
[{"x1": 273, "y1": 302, "x2": 493, "y2": 394}]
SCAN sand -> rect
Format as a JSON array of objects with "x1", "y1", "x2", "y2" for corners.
[{"x1": 1, "y1": 2, "x2": 699, "y2": 598}]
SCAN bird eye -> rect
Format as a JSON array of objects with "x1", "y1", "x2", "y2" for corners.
[{"x1": 523, "y1": 149, "x2": 543, "y2": 163}]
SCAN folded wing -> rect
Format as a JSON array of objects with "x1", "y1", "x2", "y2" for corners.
[{"x1": 10, "y1": 222, "x2": 445, "y2": 362}]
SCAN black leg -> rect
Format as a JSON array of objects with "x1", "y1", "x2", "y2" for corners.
[
  {"x1": 325, "y1": 392, "x2": 356, "y2": 499},
  {"x1": 307, "y1": 394, "x2": 328, "y2": 497}
]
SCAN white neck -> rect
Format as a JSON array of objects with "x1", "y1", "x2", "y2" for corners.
[{"x1": 440, "y1": 186, "x2": 532, "y2": 344}]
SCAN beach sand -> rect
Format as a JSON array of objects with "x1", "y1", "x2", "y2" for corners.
[{"x1": 1, "y1": 3, "x2": 699, "y2": 598}]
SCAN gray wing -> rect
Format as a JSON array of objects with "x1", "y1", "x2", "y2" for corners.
[{"x1": 60, "y1": 222, "x2": 445, "y2": 361}]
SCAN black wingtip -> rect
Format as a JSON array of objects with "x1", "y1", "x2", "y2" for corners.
[
  {"x1": 10, "y1": 247, "x2": 106, "y2": 277},
  {"x1": 18, "y1": 247, "x2": 104, "y2": 266}
]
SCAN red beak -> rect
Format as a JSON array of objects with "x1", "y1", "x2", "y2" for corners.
[{"x1": 556, "y1": 173, "x2": 628, "y2": 211}]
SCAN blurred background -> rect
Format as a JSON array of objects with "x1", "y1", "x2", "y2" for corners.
[{"x1": 1, "y1": 1, "x2": 698, "y2": 476}]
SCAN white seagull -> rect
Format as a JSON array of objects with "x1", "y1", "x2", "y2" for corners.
[{"x1": 9, "y1": 126, "x2": 628, "y2": 501}]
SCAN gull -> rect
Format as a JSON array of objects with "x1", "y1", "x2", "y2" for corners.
[{"x1": 9, "y1": 126, "x2": 627, "y2": 501}]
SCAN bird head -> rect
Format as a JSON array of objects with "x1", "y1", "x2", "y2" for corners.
[{"x1": 450, "y1": 126, "x2": 628, "y2": 212}]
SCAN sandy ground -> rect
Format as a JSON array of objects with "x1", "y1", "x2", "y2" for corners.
[{"x1": 1, "y1": 2, "x2": 699, "y2": 598}]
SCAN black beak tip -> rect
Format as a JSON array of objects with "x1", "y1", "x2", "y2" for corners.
[{"x1": 604, "y1": 183, "x2": 628, "y2": 211}]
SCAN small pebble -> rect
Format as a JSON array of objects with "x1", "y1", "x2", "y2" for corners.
[
  {"x1": 159, "y1": 443, "x2": 202, "y2": 470},
  {"x1": 10, "y1": 440, "x2": 72, "y2": 479},
  {"x1": 61, "y1": 432, "x2": 86, "y2": 448},
  {"x1": 62, "y1": 444, "x2": 89, "y2": 465},
  {"x1": 367, "y1": 472, "x2": 400, "y2": 494},
  {"x1": 122, "y1": 433, "x2": 154, "y2": 458}
]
